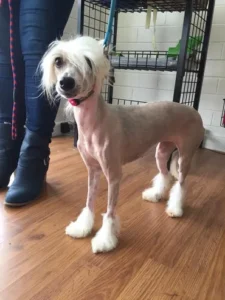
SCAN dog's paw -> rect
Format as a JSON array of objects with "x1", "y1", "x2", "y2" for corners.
[
  {"x1": 142, "y1": 173, "x2": 173, "y2": 202},
  {"x1": 166, "y1": 206, "x2": 183, "y2": 218},
  {"x1": 91, "y1": 231, "x2": 118, "y2": 253},
  {"x1": 91, "y1": 215, "x2": 119, "y2": 253},
  {"x1": 166, "y1": 181, "x2": 185, "y2": 218},
  {"x1": 65, "y1": 207, "x2": 94, "y2": 238},
  {"x1": 142, "y1": 188, "x2": 162, "y2": 202}
]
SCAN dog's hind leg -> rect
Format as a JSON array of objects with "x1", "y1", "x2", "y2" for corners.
[
  {"x1": 142, "y1": 142, "x2": 175, "y2": 202},
  {"x1": 166, "y1": 153, "x2": 191, "y2": 218},
  {"x1": 66, "y1": 155, "x2": 101, "y2": 238}
]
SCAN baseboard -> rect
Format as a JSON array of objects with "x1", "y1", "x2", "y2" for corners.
[
  {"x1": 52, "y1": 122, "x2": 74, "y2": 137},
  {"x1": 202, "y1": 130, "x2": 225, "y2": 153}
]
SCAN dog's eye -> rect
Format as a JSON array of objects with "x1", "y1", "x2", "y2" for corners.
[
  {"x1": 85, "y1": 56, "x2": 92, "y2": 70},
  {"x1": 55, "y1": 57, "x2": 63, "y2": 68}
]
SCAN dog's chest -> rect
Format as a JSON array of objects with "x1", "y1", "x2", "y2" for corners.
[{"x1": 78, "y1": 136, "x2": 101, "y2": 161}]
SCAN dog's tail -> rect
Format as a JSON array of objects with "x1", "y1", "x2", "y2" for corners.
[{"x1": 167, "y1": 149, "x2": 179, "y2": 180}]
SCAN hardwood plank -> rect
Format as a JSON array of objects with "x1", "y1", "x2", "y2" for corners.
[
  {"x1": 195, "y1": 231, "x2": 225, "y2": 300},
  {"x1": 0, "y1": 137, "x2": 225, "y2": 300}
]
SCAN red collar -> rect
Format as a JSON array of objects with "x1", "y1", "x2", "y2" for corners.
[
  {"x1": 68, "y1": 98, "x2": 80, "y2": 106},
  {"x1": 68, "y1": 89, "x2": 94, "y2": 107}
]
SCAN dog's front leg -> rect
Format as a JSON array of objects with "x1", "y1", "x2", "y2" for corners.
[
  {"x1": 66, "y1": 166, "x2": 101, "y2": 238},
  {"x1": 92, "y1": 170, "x2": 121, "y2": 254}
]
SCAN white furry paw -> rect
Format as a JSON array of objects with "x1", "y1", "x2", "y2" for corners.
[
  {"x1": 166, "y1": 181, "x2": 185, "y2": 218},
  {"x1": 142, "y1": 188, "x2": 161, "y2": 202},
  {"x1": 65, "y1": 207, "x2": 94, "y2": 238},
  {"x1": 91, "y1": 214, "x2": 120, "y2": 254},
  {"x1": 142, "y1": 173, "x2": 173, "y2": 202},
  {"x1": 166, "y1": 206, "x2": 183, "y2": 218}
]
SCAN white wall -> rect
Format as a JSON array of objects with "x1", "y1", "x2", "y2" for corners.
[{"x1": 58, "y1": 0, "x2": 225, "y2": 152}]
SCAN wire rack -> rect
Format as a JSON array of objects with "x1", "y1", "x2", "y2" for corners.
[
  {"x1": 90, "y1": 0, "x2": 145, "y2": 13},
  {"x1": 82, "y1": 1, "x2": 111, "y2": 39},
  {"x1": 172, "y1": 0, "x2": 215, "y2": 109},
  {"x1": 77, "y1": 0, "x2": 215, "y2": 108},
  {"x1": 109, "y1": 50, "x2": 200, "y2": 72},
  {"x1": 88, "y1": 0, "x2": 208, "y2": 12},
  {"x1": 112, "y1": 98, "x2": 147, "y2": 105},
  {"x1": 221, "y1": 99, "x2": 225, "y2": 128},
  {"x1": 79, "y1": 1, "x2": 114, "y2": 102}
]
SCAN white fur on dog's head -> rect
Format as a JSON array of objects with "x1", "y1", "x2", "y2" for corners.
[{"x1": 40, "y1": 36, "x2": 110, "y2": 101}]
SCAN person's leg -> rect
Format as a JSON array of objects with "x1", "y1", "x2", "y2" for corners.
[
  {"x1": 5, "y1": 0, "x2": 74, "y2": 205},
  {"x1": 0, "y1": 1, "x2": 25, "y2": 188},
  {"x1": 0, "y1": 3, "x2": 13, "y2": 125}
]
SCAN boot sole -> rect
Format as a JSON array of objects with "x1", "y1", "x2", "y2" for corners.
[
  {"x1": 4, "y1": 200, "x2": 37, "y2": 207},
  {"x1": 3, "y1": 177, "x2": 47, "y2": 207}
]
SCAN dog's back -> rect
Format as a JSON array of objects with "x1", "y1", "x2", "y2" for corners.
[{"x1": 108, "y1": 101, "x2": 204, "y2": 165}]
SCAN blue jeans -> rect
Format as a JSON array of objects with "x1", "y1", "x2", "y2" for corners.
[{"x1": 0, "y1": 0, "x2": 74, "y2": 137}]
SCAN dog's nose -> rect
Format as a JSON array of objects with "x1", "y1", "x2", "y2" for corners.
[{"x1": 59, "y1": 77, "x2": 75, "y2": 91}]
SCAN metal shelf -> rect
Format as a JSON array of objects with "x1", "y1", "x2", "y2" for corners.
[
  {"x1": 77, "y1": 0, "x2": 215, "y2": 109},
  {"x1": 88, "y1": 0, "x2": 208, "y2": 12},
  {"x1": 112, "y1": 98, "x2": 147, "y2": 105},
  {"x1": 110, "y1": 50, "x2": 200, "y2": 72}
]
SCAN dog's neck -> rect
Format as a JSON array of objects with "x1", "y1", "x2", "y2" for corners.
[{"x1": 73, "y1": 80, "x2": 105, "y2": 135}]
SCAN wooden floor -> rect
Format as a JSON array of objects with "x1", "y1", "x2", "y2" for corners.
[{"x1": 0, "y1": 137, "x2": 225, "y2": 300}]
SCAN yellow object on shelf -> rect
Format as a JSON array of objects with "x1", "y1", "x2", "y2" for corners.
[{"x1": 145, "y1": 3, "x2": 158, "y2": 51}]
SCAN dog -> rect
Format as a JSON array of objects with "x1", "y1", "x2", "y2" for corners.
[{"x1": 40, "y1": 36, "x2": 204, "y2": 253}]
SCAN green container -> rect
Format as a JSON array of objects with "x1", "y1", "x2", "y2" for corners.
[{"x1": 167, "y1": 36, "x2": 203, "y2": 58}]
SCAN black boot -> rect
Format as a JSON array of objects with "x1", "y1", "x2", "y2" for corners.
[
  {"x1": 4, "y1": 129, "x2": 50, "y2": 206},
  {"x1": 0, "y1": 123, "x2": 23, "y2": 188}
]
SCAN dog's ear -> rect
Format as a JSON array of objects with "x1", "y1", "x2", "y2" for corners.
[
  {"x1": 39, "y1": 40, "x2": 59, "y2": 100},
  {"x1": 98, "y1": 39, "x2": 104, "y2": 47},
  {"x1": 84, "y1": 56, "x2": 92, "y2": 70}
]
